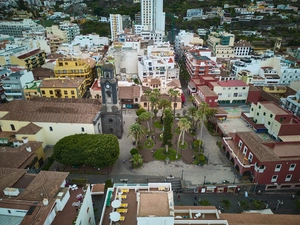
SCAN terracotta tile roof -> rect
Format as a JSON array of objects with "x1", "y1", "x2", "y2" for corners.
[
  {"x1": 221, "y1": 213, "x2": 300, "y2": 225},
  {"x1": 150, "y1": 78, "x2": 160, "y2": 85},
  {"x1": 142, "y1": 86, "x2": 151, "y2": 92},
  {"x1": 46, "y1": 54, "x2": 64, "y2": 60},
  {"x1": 0, "y1": 167, "x2": 26, "y2": 198},
  {"x1": 0, "y1": 97, "x2": 102, "y2": 124},
  {"x1": 0, "y1": 142, "x2": 42, "y2": 168},
  {"x1": 198, "y1": 85, "x2": 218, "y2": 96},
  {"x1": 166, "y1": 79, "x2": 181, "y2": 88},
  {"x1": 218, "y1": 80, "x2": 247, "y2": 87},
  {"x1": 119, "y1": 86, "x2": 141, "y2": 99},
  {"x1": 32, "y1": 67, "x2": 54, "y2": 79},
  {"x1": 40, "y1": 77, "x2": 85, "y2": 88},
  {"x1": 82, "y1": 57, "x2": 96, "y2": 68},
  {"x1": 91, "y1": 184, "x2": 105, "y2": 193},
  {"x1": 237, "y1": 132, "x2": 279, "y2": 162},
  {"x1": 17, "y1": 49, "x2": 43, "y2": 59},
  {"x1": 16, "y1": 170, "x2": 69, "y2": 202},
  {"x1": 17, "y1": 123, "x2": 43, "y2": 135}
]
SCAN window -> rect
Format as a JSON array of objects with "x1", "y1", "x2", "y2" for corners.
[
  {"x1": 268, "y1": 121, "x2": 270, "y2": 125},
  {"x1": 135, "y1": 98, "x2": 138, "y2": 102},
  {"x1": 109, "y1": 119, "x2": 113, "y2": 122},
  {"x1": 285, "y1": 174, "x2": 292, "y2": 182},
  {"x1": 87, "y1": 207, "x2": 90, "y2": 213},
  {"x1": 289, "y1": 164, "x2": 296, "y2": 171},
  {"x1": 81, "y1": 127, "x2": 85, "y2": 132},
  {"x1": 258, "y1": 105, "x2": 261, "y2": 109},
  {"x1": 271, "y1": 175, "x2": 278, "y2": 182},
  {"x1": 64, "y1": 90, "x2": 68, "y2": 95},
  {"x1": 248, "y1": 153, "x2": 253, "y2": 162},
  {"x1": 10, "y1": 124, "x2": 15, "y2": 131},
  {"x1": 238, "y1": 140, "x2": 243, "y2": 148},
  {"x1": 263, "y1": 112, "x2": 266, "y2": 116},
  {"x1": 49, "y1": 126, "x2": 53, "y2": 131},
  {"x1": 243, "y1": 146, "x2": 248, "y2": 154},
  {"x1": 257, "y1": 113, "x2": 259, "y2": 116},
  {"x1": 251, "y1": 108, "x2": 254, "y2": 111},
  {"x1": 275, "y1": 164, "x2": 282, "y2": 172},
  {"x1": 270, "y1": 114, "x2": 273, "y2": 118},
  {"x1": 71, "y1": 90, "x2": 75, "y2": 95}
]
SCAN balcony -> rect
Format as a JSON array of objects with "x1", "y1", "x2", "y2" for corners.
[{"x1": 223, "y1": 137, "x2": 252, "y2": 169}]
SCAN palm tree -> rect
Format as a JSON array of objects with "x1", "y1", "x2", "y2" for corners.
[
  {"x1": 187, "y1": 106, "x2": 197, "y2": 131},
  {"x1": 130, "y1": 154, "x2": 143, "y2": 167},
  {"x1": 158, "y1": 98, "x2": 171, "y2": 123},
  {"x1": 176, "y1": 117, "x2": 191, "y2": 158},
  {"x1": 177, "y1": 117, "x2": 191, "y2": 145},
  {"x1": 149, "y1": 95, "x2": 159, "y2": 130},
  {"x1": 168, "y1": 88, "x2": 180, "y2": 116},
  {"x1": 188, "y1": 95, "x2": 195, "y2": 104},
  {"x1": 198, "y1": 102, "x2": 217, "y2": 138},
  {"x1": 144, "y1": 90, "x2": 152, "y2": 112},
  {"x1": 138, "y1": 111, "x2": 151, "y2": 132},
  {"x1": 128, "y1": 123, "x2": 146, "y2": 146}
]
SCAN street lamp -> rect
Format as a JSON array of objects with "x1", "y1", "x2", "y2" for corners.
[
  {"x1": 203, "y1": 176, "x2": 206, "y2": 185},
  {"x1": 181, "y1": 170, "x2": 184, "y2": 180}
]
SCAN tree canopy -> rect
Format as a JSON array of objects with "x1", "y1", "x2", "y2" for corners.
[{"x1": 53, "y1": 133, "x2": 120, "y2": 168}]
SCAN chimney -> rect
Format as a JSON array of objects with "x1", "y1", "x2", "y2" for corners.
[
  {"x1": 43, "y1": 198, "x2": 49, "y2": 205},
  {"x1": 22, "y1": 137, "x2": 28, "y2": 144},
  {"x1": 26, "y1": 146, "x2": 32, "y2": 152}
]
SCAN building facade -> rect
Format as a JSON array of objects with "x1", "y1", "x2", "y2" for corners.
[
  {"x1": 207, "y1": 32, "x2": 235, "y2": 58},
  {"x1": 0, "y1": 19, "x2": 45, "y2": 37},
  {"x1": 280, "y1": 90, "x2": 300, "y2": 118},
  {"x1": 110, "y1": 14, "x2": 123, "y2": 41},
  {"x1": 140, "y1": 0, "x2": 165, "y2": 33},
  {"x1": 39, "y1": 77, "x2": 86, "y2": 99},
  {"x1": 53, "y1": 58, "x2": 94, "y2": 89},
  {"x1": 24, "y1": 80, "x2": 42, "y2": 100}
]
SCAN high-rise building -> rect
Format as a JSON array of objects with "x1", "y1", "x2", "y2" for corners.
[
  {"x1": 110, "y1": 14, "x2": 123, "y2": 41},
  {"x1": 140, "y1": 0, "x2": 165, "y2": 33}
]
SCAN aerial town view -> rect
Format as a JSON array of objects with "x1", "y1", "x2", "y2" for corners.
[{"x1": 1, "y1": 0, "x2": 300, "y2": 224}]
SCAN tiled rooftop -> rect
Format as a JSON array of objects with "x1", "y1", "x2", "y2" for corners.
[
  {"x1": 40, "y1": 77, "x2": 85, "y2": 88},
  {"x1": 0, "y1": 97, "x2": 102, "y2": 124}
]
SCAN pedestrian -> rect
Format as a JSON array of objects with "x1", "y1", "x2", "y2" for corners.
[
  {"x1": 250, "y1": 198, "x2": 253, "y2": 202},
  {"x1": 178, "y1": 195, "x2": 180, "y2": 200},
  {"x1": 237, "y1": 201, "x2": 240, "y2": 207},
  {"x1": 194, "y1": 195, "x2": 197, "y2": 200},
  {"x1": 193, "y1": 202, "x2": 197, "y2": 206}
]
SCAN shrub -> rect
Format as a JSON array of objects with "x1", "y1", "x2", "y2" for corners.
[
  {"x1": 70, "y1": 177, "x2": 88, "y2": 186},
  {"x1": 130, "y1": 148, "x2": 138, "y2": 155},
  {"x1": 105, "y1": 179, "x2": 113, "y2": 189}
]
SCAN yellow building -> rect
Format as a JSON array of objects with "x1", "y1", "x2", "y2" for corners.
[
  {"x1": 47, "y1": 34, "x2": 64, "y2": 53},
  {"x1": 54, "y1": 58, "x2": 94, "y2": 89},
  {"x1": 10, "y1": 48, "x2": 46, "y2": 71},
  {"x1": 39, "y1": 77, "x2": 86, "y2": 98},
  {"x1": 46, "y1": 25, "x2": 68, "y2": 42},
  {"x1": 24, "y1": 80, "x2": 42, "y2": 100}
]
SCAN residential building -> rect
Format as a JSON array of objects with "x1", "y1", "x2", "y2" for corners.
[
  {"x1": 13, "y1": 36, "x2": 51, "y2": 54},
  {"x1": 207, "y1": 32, "x2": 235, "y2": 58},
  {"x1": 232, "y1": 56, "x2": 300, "y2": 85},
  {"x1": 0, "y1": 45, "x2": 28, "y2": 66},
  {"x1": 110, "y1": 14, "x2": 123, "y2": 41},
  {"x1": 286, "y1": 46, "x2": 300, "y2": 59},
  {"x1": 32, "y1": 67, "x2": 55, "y2": 80},
  {"x1": 194, "y1": 85, "x2": 218, "y2": 107},
  {"x1": 39, "y1": 77, "x2": 86, "y2": 99},
  {"x1": 140, "y1": 93, "x2": 182, "y2": 112},
  {"x1": 99, "y1": 182, "x2": 300, "y2": 224},
  {"x1": 222, "y1": 131, "x2": 300, "y2": 190},
  {"x1": 0, "y1": 97, "x2": 103, "y2": 147},
  {"x1": 0, "y1": 19, "x2": 45, "y2": 37},
  {"x1": 184, "y1": 47, "x2": 220, "y2": 91},
  {"x1": 1, "y1": 68, "x2": 34, "y2": 101},
  {"x1": 24, "y1": 80, "x2": 42, "y2": 100},
  {"x1": 140, "y1": 0, "x2": 165, "y2": 33},
  {"x1": 234, "y1": 40, "x2": 253, "y2": 57},
  {"x1": 208, "y1": 80, "x2": 249, "y2": 105},
  {"x1": 280, "y1": 90, "x2": 300, "y2": 117},
  {"x1": 46, "y1": 25, "x2": 68, "y2": 42},
  {"x1": 185, "y1": 8, "x2": 203, "y2": 21},
  {"x1": 0, "y1": 138, "x2": 45, "y2": 172},
  {"x1": 137, "y1": 42, "x2": 179, "y2": 82},
  {"x1": 9, "y1": 48, "x2": 46, "y2": 71},
  {"x1": 53, "y1": 58, "x2": 94, "y2": 89},
  {"x1": 242, "y1": 101, "x2": 300, "y2": 140},
  {"x1": 59, "y1": 22, "x2": 80, "y2": 43},
  {"x1": 174, "y1": 30, "x2": 204, "y2": 59},
  {"x1": 47, "y1": 34, "x2": 64, "y2": 53},
  {"x1": 73, "y1": 34, "x2": 109, "y2": 48},
  {"x1": 119, "y1": 85, "x2": 141, "y2": 109}
]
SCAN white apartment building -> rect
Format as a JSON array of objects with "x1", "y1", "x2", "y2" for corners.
[
  {"x1": 234, "y1": 40, "x2": 253, "y2": 57},
  {"x1": 207, "y1": 32, "x2": 235, "y2": 58},
  {"x1": 46, "y1": 25, "x2": 69, "y2": 42},
  {"x1": 0, "y1": 19, "x2": 45, "y2": 38},
  {"x1": 141, "y1": 0, "x2": 165, "y2": 33},
  {"x1": 231, "y1": 56, "x2": 300, "y2": 86},
  {"x1": 14, "y1": 37, "x2": 51, "y2": 54},
  {"x1": 0, "y1": 45, "x2": 28, "y2": 65},
  {"x1": 73, "y1": 34, "x2": 109, "y2": 48},
  {"x1": 110, "y1": 14, "x2": 123, "y2": 41},
  {"x1": 174, "y1": 30, "x2": 204, "y2": 59},
  {"x1": 137, "y1": 42, "x2": 179, "y2": 82},
  {"x1": 59, "y1": 22, "x2": 80, "y2": 43}
]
